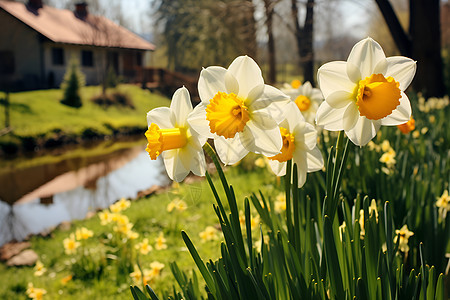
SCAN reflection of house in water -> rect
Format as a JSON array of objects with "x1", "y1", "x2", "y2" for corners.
[{"x1": 0, "y1": 0, "x2": 155, "y2": 90}]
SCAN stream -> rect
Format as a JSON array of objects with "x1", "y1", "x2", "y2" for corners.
[{"x1": 0, "y1": 139, "x2": 168, "y2": 246}]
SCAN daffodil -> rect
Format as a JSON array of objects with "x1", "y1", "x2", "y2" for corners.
[
  {"x1": 63, "y1": 233, "x2": 80, "y2": 255},
  {"x1": 75, "y1": 227, "x2": 93, "y2": 240},
  {"x1": 394, "y1": 224, "x2": 414, "y2": 253},
  {"x1": 316, "y1": 37, "x2": 416, "y2": 146},
  {"x1": 282, "y1": 81, "x2": 323, "y2": 124},
  {"x1": 110, "y1": 198, "x2": 131, "y2": 213},
  {"x1": 436, "y1": 190, "x2": 450, "y2": 220},
  {"x1": 397, "y1": 116, "x2": 415, "y2": 134},
  {"x1": 274, "y1": 193, "x2": 286, "y2": 212},
  {"x1": 135, "y1": 238, "x2": 153, "y2": 255},
  {"x1": 148, "y1": 261, "x2": 165, "y2": 279},
  {"x1": 98, "y1": 210, "x2": 113, "y2": 225},
  {"x1": 188, "y1": 56, "x2": 291, "y2": 165},
  {"x1": 167, "y1": 198, "x2": 188, "y2": 212},
  {"x1": 33, "y1": 260, "x2": 47, "y2": 277},
  {"x1": 199, "y1": 226, "x2": 219, "y2": 242},
  {"x1": 26, "y1": 283, "x2": 46, "y2": 300},
  {"x1": 146, "y1": 87, "x2": 207, "y2": 181},
  {"x1": 266, "y1": 102, "x2": 324, "y2": 187},
  {"x1": 155, "y1": 232, "x2": 167, "y2": 250}
]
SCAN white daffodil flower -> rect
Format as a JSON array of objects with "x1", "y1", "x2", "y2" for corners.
[
  {"x1": 281, "y1": 81, "x2": 323, "y2": 124},
  {"x1": 187, "y1": 56, "x2": 291, "y2": 165},
  {"x1": 315, "y1": 37, "x2": 416, "y2": 146},
  {"x1": 145, "y1": 87, "x2": 207, "y2": 182},
  {"x1": 267, "y1": 102, "x2": 324, "y2": 187}
]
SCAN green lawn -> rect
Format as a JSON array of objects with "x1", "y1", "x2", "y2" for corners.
[{"x1": 0, "y1": 85, "x2": 170, "y2": 152}]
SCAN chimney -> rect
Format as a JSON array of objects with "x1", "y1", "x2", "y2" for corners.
[
  {"x1": 28, "y1": 0, "x2": 43, "y2": 10},
  {"x1": 74, "y1": 2, "x2": 88, "y2": 20}
]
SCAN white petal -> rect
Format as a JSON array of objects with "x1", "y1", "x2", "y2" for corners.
[
  {"x1": 215, "y1": 135, "x2": 248, "y2": 165},
  {"x1": 346, "y1": 62, "x2": 361, "y2": 83},
  {"x1": 306, "y1": 147, "x2": 324, "y2": 171},
  {"x1": 292, "y1": 152, "x2": 307, "y2": 188},
  {"x1": 147, "y1": 107, "x2": 173, "y2": 129},
  {"x1": 373, "y1": 57, "x2": 388, "y2": 75},
  {"x1": 251, "y1": 85, "x2": 291, "y2": 123},
  {"x1": 346, "y1": 117, "x2": 381, "y2": 146},
  {"x1": 317, "y1": 61, "x2": 355, "y2": 98},
  {"x1": 171, "y1": 87, "x2": 192, "y2": 127},
  {"x1": 342, "y1": 103, "x2": 359, "y2": 131},
  {"x1": 326, "y1": 91, "x2": 354, "y2": 109},
  {"x1": 381, "y1": 92, "x2": 411, "y2": 125},
  {"x1": 385, "y1": 57, "x2": 417, "y2": 90},
  {"x1": 246, "y1": 84, "x2": 265, "y2": 106},
  {"x1": 224, "y1": 72, "x2": 239, "y2": 95},
  {"x1": 315, "y1": 102, "x2": 346, "y2": 131},
  {"x1": 301, "y1": 123, "x2": 318, "y2": 150},
  {"x1": 185, "y1": 144, "x2": 206, "y2": 177},
  {"x1": 347, "y1": 37, "x2": 386, "y2": 79},
  {"x1": 228, "y1": 56, "x2": 264, "y2": 98},
  {"x1": 250, "y1": 111, "x2": 279, "y2": 130},
  {"x1": 187, "y1": 104, "x2": 214, "y2": 138},
  {"x1": 268, "y1": 160, "x2": 286, "y2": 177},
  {"x1": 162, "y1": 150, "x2": 189, "y2": 182},
  {"x1": 302, "y1": 81, "x2": 313, "y2": 95},
  {"x1": 283, "y1": 101, "x2": 304, "y2": 130},
  {"x1": 198, "y1": 66, "x2": 227, "y2": 103},
  {"x1": 241, "y1": 122, "x2": 282, "y2": 156}
]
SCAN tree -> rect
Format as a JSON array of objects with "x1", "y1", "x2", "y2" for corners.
[
  {"x1": 374, "y1": 0, "x2": 445, "y2": 97},
  {"x1": 263, "y1": 0, "x2": 279, "y2": 84},
  {"x1": 291, "y1": 0, "x2": 315, "y2": 84},
  {"x1": 60, "y1": 58, "x2": 85, "y2": 108}
]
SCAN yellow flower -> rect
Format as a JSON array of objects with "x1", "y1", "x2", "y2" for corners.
[
  {"x1": 291, "y1": 79, "x2": 302, "y2": 89},
  {"x1": 155, "y1": 232, "x2": 167, "y2": 250},
  {"x1": 379, "y1": 149, "x2": 396, "y2": 168},
  {"x1": 75, "y1": 227, "x2": 93, "y2": 240},
  {"x1": 63, "y1": 234, "x2": 80, "y2": 255},
  {"x1": 254, "y1": 157, "x2": 267, "y2": 168},
  {"x1": 412, "y1": 130, "x2": 420, "y2": 139},
  {"x1": 130, "y1": 265, "x2": 143, "y2": 284},
  {"x1": 167, "y1": 198, "x2": 188, "y2": 212},
  {"x1": 135, "y1": 238, "x2": 153, "y2": 255},
  {"x1": 110, "y1": 198, "x2": 131, "y2": 213},
  {"x1": 148, "y1": 261, "x2": 165, "y2": 279},
  {"x1": 60, "y1": 275, "x2": 73, "y2": 285},
  {"x1": 367, "y1": 141, "x2": 380, "y2": 152},
  {"x1": 282, "y1": 81, "x2": 323, "y2": 124},
  {"x1": 397, "y1": 116, "x2": 415, "y2": 134},
  {"x1": 274, "y1": 193, "x2": 286, "y2": 212},
  {"x1": 33, "y1": 260, "x2": 47, "y2": 277},
  {"x1": 381, "y1": 140, "x2": 392, "y2": 152},
  {"x1": 98, "y1": 211, "x2": 113, "y2": 225},
  {"x1": 394, "y1": 224, "x2": 414, "y2": 253},
  {"x1": 199, "y1": 226, "x2": 219, "y2": 242},
  {"x1": 316, "y1": 37, "x2": 416, "y2": 146},
  {"x1": 26, "y1": 283, "x2": 47, "y2": 300},
  {"x1": 436, "y1": 190, "x2": 450, "y2": 220}
]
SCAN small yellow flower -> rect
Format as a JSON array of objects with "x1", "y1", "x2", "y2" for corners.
[
  {"x1": 98, "y1": 211, "x2": 114, "y2": 225},
  {"x1": 26, "y1": 283, "x2": 46, "y2": 300},
  {"x1": 412, "y1": 130, "x2": 420, "y2": 139},
  {"x1": 436, "y1": 190, "x2": 450, "y2": 220},
  {"x1": 148, "y1": 261, "x2": 165, "y2": 279},
  {"x1": 135, "y1": 238, "x2": 153, "y2": 255},
  {"x1": 429, "y1": 115, "x2": 436, "y2": 123},
  {"x1": 63, "y1": 234, "x2": 80, "y2": 255},
  {"x1": 130, "y1": 265, "x2": 143, "y2": 284},
  {"x1": 254, "y1": 157, "x2": 266, "y2": 168},
  {"x1": 75, "y1": 227, "x2": 93, "y2": 240},
  {"x1": 110, "y1": 198, "x2": 131, "y2": 213},
  {"x1": 394, "y1": 224, "x2": 414, "y2": 253},
  {"x1": 291, "y1": 79, "x2": 302, "y2": 89},
  {"x1": 367, "y1": 141, "x2": 380, "y2": 152},
  {"x1": 380, "y1": 149, "x2": 396, "y2": 168},
  {"x1": 274, "y1": 193, "x2": 286, "y2": 212},
  {"x1": 167, "y1": 198, "x2": 188, "y2": 212},
  {"x1": 33, "y1": 260, "x2": 47, "y2": 277},
  {"x1": 199, "y1": 226, "x2": 219, "y2": 242},
  {"x1": 239, "y1": 211, "x2": 260, "y2": 230},
  {"x1": 421, "y1": 127, "x2": 428, "y2": 135},
  {"x1": 381, "y1": 140, "x2": 392, "y2": 152},
  {"x1": 155, "y1": 232, "x2": 167, "y2": 250},
  {"x1": 60, "y1": 275, "x2": 73, "y2": 285}
]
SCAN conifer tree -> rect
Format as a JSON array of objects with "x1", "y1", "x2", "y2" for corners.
[{"x1": 60, "y1": 58, "x2": 85, "y2": 108}]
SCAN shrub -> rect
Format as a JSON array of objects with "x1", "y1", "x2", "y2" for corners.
[
  {"x1": 60, "y1": 58, "x2": 85, "y2": 108},
  {"x1": 91, "y1": 92, "x2": 134, "y2": 109}
]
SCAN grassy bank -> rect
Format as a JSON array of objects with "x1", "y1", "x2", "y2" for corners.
[
  {"x1": 0, "y1": 85, "x2": 170, "y2": 155},
  {"x1": 0, "y1": 165, "x2": 280, "y2": 299}
]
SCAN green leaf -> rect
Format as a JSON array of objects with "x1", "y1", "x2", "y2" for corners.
[
  {"x1": 130, "y1": 286, "x2": 150, "y2": 300},
  {"x1": 434, "y1": 273, "x2": 444, "y2": 300},
  {"x1": 323, "y1": 215, "x2": 345, "y2": 299}
]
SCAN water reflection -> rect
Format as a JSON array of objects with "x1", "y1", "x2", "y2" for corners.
[{"x1": 0, "y1": 145, "x2": 168, "y2": 246}]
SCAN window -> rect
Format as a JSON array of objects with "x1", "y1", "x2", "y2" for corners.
[
  {"x1": 0, "y1": 51, "x2": 15, "y2": 74},
  {"x1": 51, "y1": 48, "x2": 64, "y2": 65},
  {"x1": 81, "y1": 50, "x2": 94, "y2": 67},
  {"x1": 136, "y1": 52, "x2": 142, "y2": 66}
]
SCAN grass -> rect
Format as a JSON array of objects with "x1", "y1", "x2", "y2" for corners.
[
  {"x1": 0, "y1": 85, "x2": 170, "y2": 152},
  {"x1": 0, "y1": 163, "x2": 281, "y2": 299}
]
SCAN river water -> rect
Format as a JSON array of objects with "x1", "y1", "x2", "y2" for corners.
[{"x1": 0, "y1": 139, "x2": 168, "y2": 246}]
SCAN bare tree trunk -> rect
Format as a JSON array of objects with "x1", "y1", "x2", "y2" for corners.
[
  {"x1": 243, "y1": 0, "x2": 258, "y2": 59},
  {"x1": 264, "y1": 0, "x2": 276, "y2": 84},
  {"x1": 301, "y1": 0, "x2": 314, "y2": 84},
  {"x1": 374, "y1": 0, "x2": 445, "y2": 97},
  {"x1": 291, "y1": 0, "x2": 315, "y2": 85}
]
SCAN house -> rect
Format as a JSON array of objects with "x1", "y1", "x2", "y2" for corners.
[{"x1": 0, "y1": 0, "x2": 155, "y2": 91}]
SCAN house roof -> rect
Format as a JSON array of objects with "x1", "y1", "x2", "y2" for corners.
[{"x1": 0, "y1": 1, "x2": 155, "y2": 51}]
